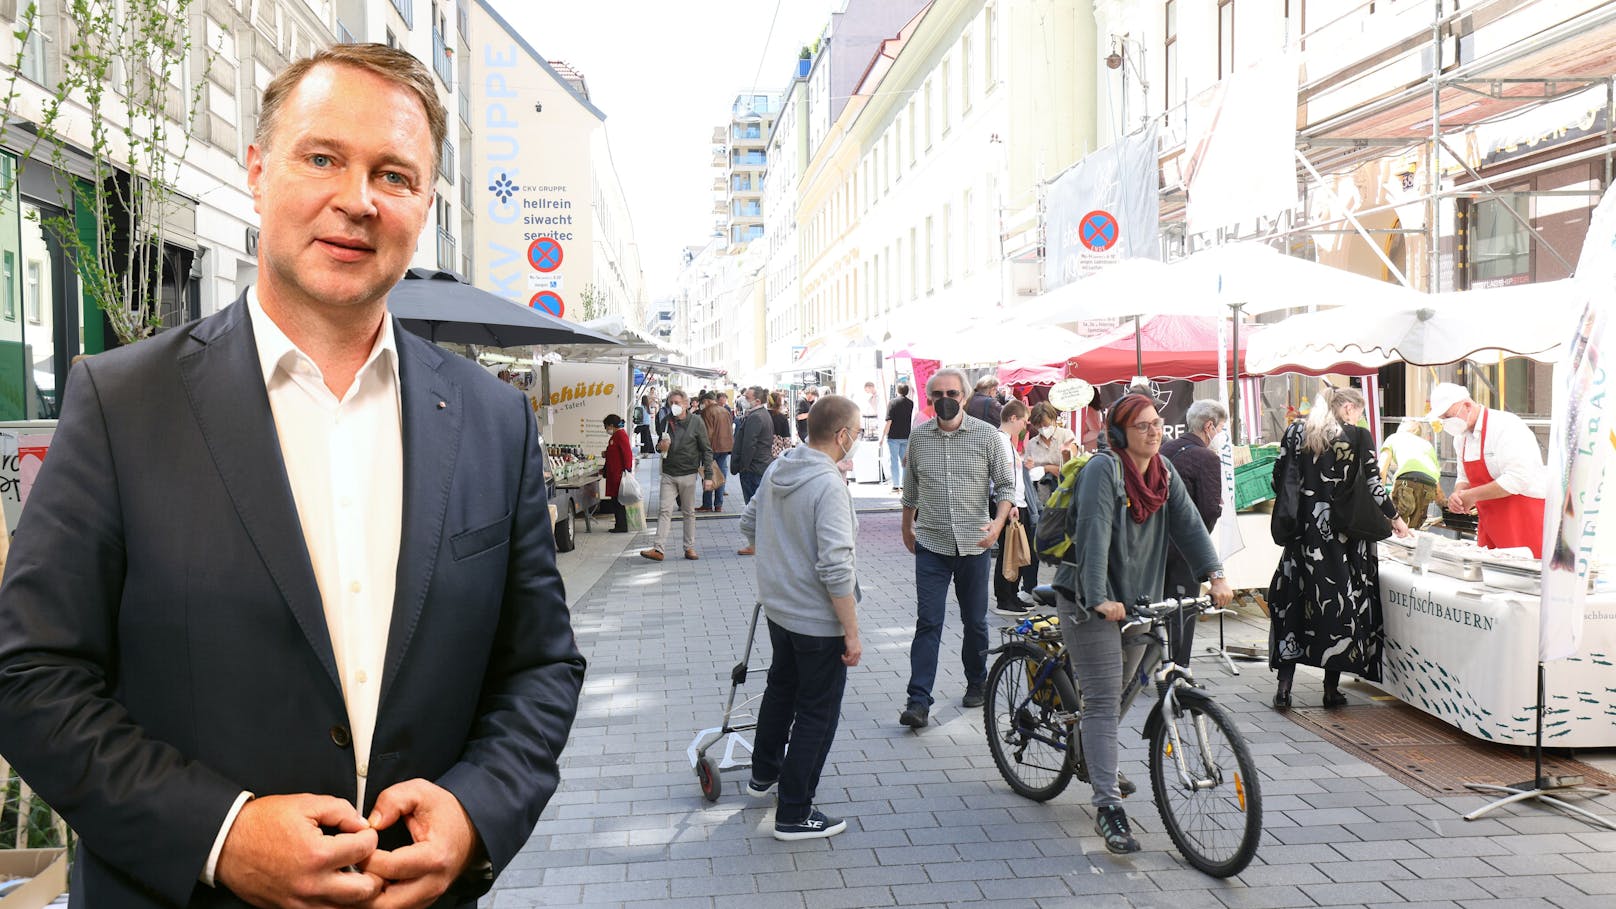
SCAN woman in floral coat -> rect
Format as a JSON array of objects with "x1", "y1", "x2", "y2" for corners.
[{"x1": 1267, "y1": 386, "x2": 1410, "y2": 709}]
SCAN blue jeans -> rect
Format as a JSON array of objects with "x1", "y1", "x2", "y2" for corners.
[
  {"x1": 887, "y1": 438, "x2": 908, "y2": 488},
  {"x1": 702, "y1": 452, "x2": 730, "y2": 509},
  {"x1": 907, "y1": 544, "x2": 991, "y2": 707},
  {"x1": 751, "y1": 619, "x2": 848, "y2": 824},
  {"x1": 740, "y1": 470, "x2": 764, "y2": 504}
]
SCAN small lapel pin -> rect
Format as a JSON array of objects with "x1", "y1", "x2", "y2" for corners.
[{"x1": 437, "y1": 400, "x2": 447, "y2": 410}]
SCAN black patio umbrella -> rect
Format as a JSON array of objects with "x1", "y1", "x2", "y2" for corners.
[{"x1": 386, "y1": 268, "x2": 623, "y2": 348}]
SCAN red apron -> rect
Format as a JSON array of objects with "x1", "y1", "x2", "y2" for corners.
[{"x1": 1462, "y1": 409, "x2": 1545, "y2": 558}]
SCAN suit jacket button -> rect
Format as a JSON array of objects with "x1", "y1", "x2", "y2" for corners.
[{"x1": 330, "y1": 725, "x2": 352, "y2": 748}]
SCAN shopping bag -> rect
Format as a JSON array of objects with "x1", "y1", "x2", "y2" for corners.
[
  {"x1": 617, "y1": 471, "x2": 644, "y2": 506},
  {"x1": 1002, "y1": 521, "x2": 1032, "y2": 580},
  {"x1": 624, "y1": 502, "x2": 647, "y2": 531}
]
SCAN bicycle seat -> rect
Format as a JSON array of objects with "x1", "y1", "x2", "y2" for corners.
[{"x1": 1030, "y1": 586, "x2": 1059, "y2": 607}]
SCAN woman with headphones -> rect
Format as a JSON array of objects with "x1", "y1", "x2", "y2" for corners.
[{"x1": 1050, "y1": 392, "x2": 1235, "y2": 854}]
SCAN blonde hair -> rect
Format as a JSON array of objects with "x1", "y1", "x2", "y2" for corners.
[{"x1": 1302, "y1": 385, "x2": 1365, "y2": 457}]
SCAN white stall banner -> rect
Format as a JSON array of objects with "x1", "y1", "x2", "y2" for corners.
[
  {"x1": 1540, "y1": 183, "x2": 1616, "y2": 661},
  {"x1": 0, "y1": 427, "x2": 55, "y2": 534}
]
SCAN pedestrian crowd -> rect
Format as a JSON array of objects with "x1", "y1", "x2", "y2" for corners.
[{"x1": 629, "y1": 370, "x2": 1445, "y2": 858}]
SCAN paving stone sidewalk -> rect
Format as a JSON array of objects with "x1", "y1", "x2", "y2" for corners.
[{"x1": 487, "y1": 482, "x2": 1616, "y2": 909}]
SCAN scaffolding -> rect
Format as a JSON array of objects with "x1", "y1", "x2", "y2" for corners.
[{"x1": 1157, "y1": 0, "x2": 1616, "y2": 294}]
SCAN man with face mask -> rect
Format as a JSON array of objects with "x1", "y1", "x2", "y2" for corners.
[
  {"x1": 1161, "y1": 399, "x2": 1227, "y2": 667},
  {"x1": 1425, "y1": 382, "x2": 1548, "y2": 557},
  {"x1": 642, "y1": 389, "x2": 716, "y2": 562},
  {"x1": 898, "y1": 368, "x2": 1015, "y2": 728}
]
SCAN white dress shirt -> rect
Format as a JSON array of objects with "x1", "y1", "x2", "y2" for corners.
[
  {"x1": 1458, "y1": 407, "x2": 1547, "y2": 499},
  {"x1": 203, "y1": 289, "x2": 404, "y2": 884},
  {"x1": 996, "y1": 433, "x2": 1027, "y2": 509}
]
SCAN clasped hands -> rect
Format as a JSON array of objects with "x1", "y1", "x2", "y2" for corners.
[{"x1": 216, "y1": 778, "x2": 479, "y2": 909}]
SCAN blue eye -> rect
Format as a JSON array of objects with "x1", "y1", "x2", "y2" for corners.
[{"x1": 310, "y1": 154, "x2": 332, "y2": 167}]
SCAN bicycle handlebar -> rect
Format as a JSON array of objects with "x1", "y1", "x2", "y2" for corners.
[{"x1": 1119, "y1": 595, "x2": 1218, "y2": 633}]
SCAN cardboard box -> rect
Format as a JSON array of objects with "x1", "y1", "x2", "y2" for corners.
[{"x1": 0, "y1": 848, "x2": 67, "y2": 908}]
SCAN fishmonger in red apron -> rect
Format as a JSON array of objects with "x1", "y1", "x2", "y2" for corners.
[{"x1": 1461, "y1": 408, "x2": 1545, "y2": 558}]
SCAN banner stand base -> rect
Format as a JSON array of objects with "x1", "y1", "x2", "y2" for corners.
[{"x1": 1462, "y1": 662, "x2": 1616, "y2": 830}]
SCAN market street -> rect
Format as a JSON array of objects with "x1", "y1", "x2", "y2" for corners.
[{"x1": 484, "y1": 461, "x2": 1616, "y2": 909}]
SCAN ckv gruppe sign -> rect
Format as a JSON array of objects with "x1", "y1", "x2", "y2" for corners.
[
  {"x1": 1044, "y1": 122, "x2": 1161, "y2": 291},
  {"x1": 472, "y1": 5, "x2": 604, "y2": 320}
]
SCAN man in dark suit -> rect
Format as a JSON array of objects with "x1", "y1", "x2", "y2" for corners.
[{"x1": 0, "y1": 45, "x2": 585, "y2": 908}]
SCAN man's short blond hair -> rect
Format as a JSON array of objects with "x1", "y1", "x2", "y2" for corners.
[{"x1": 257, "y1": 43, "x2": 447, "y2": 174}]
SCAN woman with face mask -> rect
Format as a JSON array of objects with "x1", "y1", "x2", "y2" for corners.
[
  {"x1": 1022, "y1": 402, "x2": 1080, "y2": 506},
  {"x1": 1267, "y1": 386, "x2": 1411, "y2": 712}
]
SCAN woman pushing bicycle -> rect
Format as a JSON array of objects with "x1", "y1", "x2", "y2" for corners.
[{"x1": 1053, "y1": 393, "x2": 1234, "y2": 854}]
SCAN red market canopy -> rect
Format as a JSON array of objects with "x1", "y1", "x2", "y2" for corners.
[{"x1": 998, "y1": 315, "x2": 1368, "y2": 386}]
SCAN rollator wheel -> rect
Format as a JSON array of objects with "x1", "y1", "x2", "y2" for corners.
[{"x1": 696, "y1": 755, "x2": 722, "y2": 803}]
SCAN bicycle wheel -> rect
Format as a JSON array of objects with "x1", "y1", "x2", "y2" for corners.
[
  {"x1": 984, "y1": 646, "x2": 1076, "y2": 801},
  {"x1": 1150, "y1": 697, "x2": 1262, "y2": 877}
]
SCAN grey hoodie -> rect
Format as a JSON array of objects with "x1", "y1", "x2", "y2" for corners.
[{"x1": 739, "y1": 445, "x2": 859, "y2": 638}]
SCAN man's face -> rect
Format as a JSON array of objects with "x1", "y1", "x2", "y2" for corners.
[
  {"x1": 1440, "y1": 399, "x2": 1478, "y2": 430},
  {"x1": 668, "y1": 394, "x2": 687, "y2": 415},
  {"x1": 929, "y1": 376, "x2": 967, "y2": 416},
  {"x1": 247, "y1": 64, "x2": 435, "y2": 317}
]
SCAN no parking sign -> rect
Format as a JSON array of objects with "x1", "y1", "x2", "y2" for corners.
[{"x1": 531, "y1": 291, "x2": 564, "y2": 317}]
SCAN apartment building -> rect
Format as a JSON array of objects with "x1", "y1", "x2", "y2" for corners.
[
  {"x1": 0, "y1": 0, "x2": 339, "y2": 420},
  {"x1": 718, "y1": 92, "x2": 777, "y2": 248},
  {"x1": 794, "y1": 0, "x2": 1101, "y2": 363}
]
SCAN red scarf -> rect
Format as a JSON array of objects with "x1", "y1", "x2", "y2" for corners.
[{"x1": 1122, "y1": 452, "x2": 1170, "y2": 524}]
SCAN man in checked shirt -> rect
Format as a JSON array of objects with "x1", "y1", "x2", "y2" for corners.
[{"x1": 899, "y1": 367, "x2": 1015, "y2": 729}]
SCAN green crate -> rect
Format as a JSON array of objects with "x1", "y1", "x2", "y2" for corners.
[{"x1": 1234, "y1": 456, "x2": 1277, "y2": 511}]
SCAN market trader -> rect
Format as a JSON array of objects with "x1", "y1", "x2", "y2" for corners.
[
  {"x1": 1379, "y1": 419, "x2": 1442, "y2": 528},
  {"x1": 1425, "y1": 381, "x2": 1548, "y2": 557},
  {"x1": 0, "y1": 44, "x2": 585, "y2": 907}
]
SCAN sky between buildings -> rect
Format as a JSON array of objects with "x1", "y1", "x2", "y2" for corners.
[{"x1": 487, "y1": 0, "x2": 843, "y2": 300}]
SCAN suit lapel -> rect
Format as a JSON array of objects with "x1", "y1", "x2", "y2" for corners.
[
  {"x1": 381, "y1": 326, "x2": 462, "y2": 706},
  {"x1": 177, "y1": 298, "x2": 340, "y2": 692}
]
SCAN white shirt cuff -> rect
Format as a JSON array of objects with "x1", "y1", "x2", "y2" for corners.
[{"x1": 201, "y1": 791, "x2": 254, "y2": 887}]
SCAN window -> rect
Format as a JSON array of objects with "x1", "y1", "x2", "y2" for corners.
[
  {"x1": 894, "y1": 119, "x2": 903, "y2": 181},
  {"x1": 24, "y1": 260, "x2": 41, "y2": 324},
  {"x1": 907, "y1": 101, "x2": 917, "y2": 163},
  {"x1": 940, "y1": 59, "x2": 951, "y2": 134},
  {"x1": 962, "y1": 189, "x2": 974, "y2": 274},
  {"x1": 924, "y1": 81, "x2": 933, "y2": 149},
  {"x1": 1165, "y1": 1, "x2": 1179, "y2": 111},
  {"x1": 1468, "y1": 192, "x2": 1531, "y2": 284},
  {"x1": 942, "y1": 204, "x2": 952, "y2": 284},
  {"x1": 18, "y1": 19, "x2": 44, "y2": 84},
  {"x1": 924, "y1": 216, "x2": 934, "y2": 293},
  {"x1": 961, "y1": 35, "x2": 972, "y2": 112},
  {"x1": 2, "y1": 252, "x2": 14, "y2": 321},
  {"x1": 390, "y1": 0, "x2": 415, "y2": 29},
  {"x1": 896, "y1": 237, "x2": 905, "y2": 303},
  {"x1": 385, "y1": 28, "x2": 398, "y2": 50},
  {"x1": 908, "y1": 227, "x2": 918, "y2": 299},
  {"x1": 1218, "y1": 0, "x2": 1235, "y2": 79},
  {"x1": 985, "y1": 4, "x2": 996, "y2": 90}
]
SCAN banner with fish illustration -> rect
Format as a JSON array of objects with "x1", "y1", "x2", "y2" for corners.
[{"x1": 1540, "y1": 184, "x2": 1616, "y2": 662}]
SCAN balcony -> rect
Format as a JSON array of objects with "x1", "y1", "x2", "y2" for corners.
[
  {"x1": 432, "y1": 29, "x2": 454, "y2": 89},
  {"x1": 437, "y1": 228, "x2": 457, "y2": 272},
  {"x1": 731, "y1": 151, "x2": 766, "y2": 168},
  {"x1": 731, "y1": 175, "x2": 753, "y2": 192},
  {"x1": 711, "y1": 126, "x2": 726, "y2": 144},
  {"x1": 711, "y1": 152, "x2": 726, "y2": 168},
  {"x1": 732, "y1": 124, "x2": 763, "y2": 141},
  {"x1": 438, "y1": 139, "x2": 454, "y2": 185},
  {"x1": 390, "y1": 0, "x2": 414, "y2": 29},
  {"x1": 711, "y1": 176, "x2": 726, "y2": 191},
  {"x1": 712, "y1": 201, "x2": 727, "y2": 215}
]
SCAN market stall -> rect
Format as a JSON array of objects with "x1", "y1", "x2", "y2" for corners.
[{"x1": 1376, "y1": 537, "x2": 1616, "y2": 748}]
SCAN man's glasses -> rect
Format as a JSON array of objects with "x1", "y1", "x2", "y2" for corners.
[
  {"x1": 1129, "y1": 419, "x2": 1166, "y2": 434},
  {"x1": 928, "y1": 390, "x2": 963, "y2": 400}
]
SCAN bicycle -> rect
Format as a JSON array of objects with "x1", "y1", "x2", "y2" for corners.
[{"x1": 983, "y1": 588, "x2": 1263, "y2": 877}]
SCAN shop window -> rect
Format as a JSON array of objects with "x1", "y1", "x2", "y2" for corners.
[{"x1": 1469, "y1": 192, "x2": 1531, "y2": 285}]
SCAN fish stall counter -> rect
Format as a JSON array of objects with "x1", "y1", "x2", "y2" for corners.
[{"x1": 1375, "y1": 533, "x2": 1616, "y2": 748}]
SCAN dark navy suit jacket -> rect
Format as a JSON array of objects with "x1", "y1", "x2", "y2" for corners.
[{"x1": 0, "y1": 296, "x2": 586, "y2": 906}]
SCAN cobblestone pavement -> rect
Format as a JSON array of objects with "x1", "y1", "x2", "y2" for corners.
[{"x1": 487, "y1": 478, "x2": 1616, "y2": 909}]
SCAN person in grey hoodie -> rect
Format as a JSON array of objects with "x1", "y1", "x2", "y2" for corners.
[{"x1": 738, "y1": 395, "x2": 863, "y2": 841}]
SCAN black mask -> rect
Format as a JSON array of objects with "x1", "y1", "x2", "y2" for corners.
[{"x1": 933, "y1": 396, "x2": 961, "y2": 420}]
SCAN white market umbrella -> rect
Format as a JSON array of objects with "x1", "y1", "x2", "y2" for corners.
[{"x1": 1244, "y1": 279, "x2": 1581, "y2": 373}]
